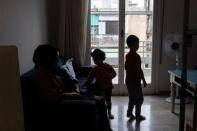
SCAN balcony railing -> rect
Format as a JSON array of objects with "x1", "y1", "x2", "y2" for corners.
[
  {"x1": 90, "y1": 35, "x2": 152, "y2": 83},
  {"x1": 91, "y1": 35, "x2": 152, "y2": 65}
]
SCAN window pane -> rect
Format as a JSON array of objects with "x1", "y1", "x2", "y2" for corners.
[
  {"x1": 125, "y1": 0, "x2": 153, "y2": 84},
  {"x1": 91, "y1": 0, "x2": 119, "y2": 84}
]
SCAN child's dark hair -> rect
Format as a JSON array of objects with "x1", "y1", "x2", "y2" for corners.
[
  {"x1": 91, "y1": 48, "x2": 106, "y2": 61},
  {"x1": 126, "y1": 35, "x2": 139, "y2": 48}
]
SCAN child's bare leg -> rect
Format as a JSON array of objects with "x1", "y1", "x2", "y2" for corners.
[{"x1": 105, "y1": 89, "x2": 114, "y2": 119}]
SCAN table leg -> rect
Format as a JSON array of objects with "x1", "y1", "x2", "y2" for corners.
[{"x1": 171, "y1": 83, "x2": 176, "y2": 113}]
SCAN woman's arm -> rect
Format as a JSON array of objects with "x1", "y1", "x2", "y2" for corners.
[
  {"x1": 35, "y1": 68, "x2": 82, "y2": 102},
  {"x1": 35, "y1": 68, "x2": 64, "y2": 102}
]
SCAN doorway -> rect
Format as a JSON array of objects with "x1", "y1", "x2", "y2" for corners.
[{"x1": 90, "y1": 0, "x2": 154, "y2": 95}]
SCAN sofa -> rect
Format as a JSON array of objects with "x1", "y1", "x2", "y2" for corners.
[{"x1": 20, "y1": 57, "x2": 100, "y2": 131}]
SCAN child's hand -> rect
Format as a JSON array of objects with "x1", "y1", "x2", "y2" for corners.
[{"x1": 143, "y1": 80, "x2": 148, "y2": 88}]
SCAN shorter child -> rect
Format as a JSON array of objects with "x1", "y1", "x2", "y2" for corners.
[
  {"x1": 125, "y1": 35, "x2": 147, "y2": 121},
  {"x1": 85, "y1": 48, "x2": 116, "y2": 119}
]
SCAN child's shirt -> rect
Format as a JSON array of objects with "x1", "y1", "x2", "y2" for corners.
[
  {"x1": 87, "y1": 63, "x2": 116, "y2": 90},
  {"x1": 125, "y1": 51, "x2": 142, "y2": 81}
]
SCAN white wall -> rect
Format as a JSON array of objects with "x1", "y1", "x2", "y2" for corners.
[
  {"x1": 0, "y1": 0, "x2": 48, "y2": 74},
  {"x1": 187, "y1": 0, "x2": 197, "y2": 68},
  {"x1": 0, "y1": 1, "x2": 62, "y2": 130},
  {"x1": 153, "y1": 0, "x2": 197, "y2": 92}
]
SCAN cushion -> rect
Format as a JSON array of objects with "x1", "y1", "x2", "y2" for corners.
[{"x1": 61, "y1": 58, "x2": 76, "y2": 80}]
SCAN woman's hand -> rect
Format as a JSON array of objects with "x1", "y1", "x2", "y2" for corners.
[{"x1": 63, "y1": 92, "x2": 83, "y2": 99}]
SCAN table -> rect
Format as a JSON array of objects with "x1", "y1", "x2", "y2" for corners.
[{"x1": 168, "y1": 69, "x2": 197, "y2": 131}]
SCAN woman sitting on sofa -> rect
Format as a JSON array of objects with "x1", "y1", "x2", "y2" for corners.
[
  {"x1": 33, "y1": 44, "x2": 82, "y2": 103},
  {"x1": 33, "y1": 44, "x2": 113, "y2": 131}
]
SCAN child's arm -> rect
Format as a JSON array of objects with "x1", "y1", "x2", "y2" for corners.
[
  {"x1": 140, "y1": 69, "x2": 147, "y2": 88},
  {"x1": 136, "y1": 56, "x2": 147, "y2": 88},
  {"x1": 104, "y1": 64, "x2": 116, "y2": 79}
]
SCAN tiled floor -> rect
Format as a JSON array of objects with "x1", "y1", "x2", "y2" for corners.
[{"x1": 109, "y1": 96, "x2": 194, "y2": 131}]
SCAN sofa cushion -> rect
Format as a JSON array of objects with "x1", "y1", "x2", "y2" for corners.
[{"x1": 61, "y1": 58, "x2": 76, "y2": 80}]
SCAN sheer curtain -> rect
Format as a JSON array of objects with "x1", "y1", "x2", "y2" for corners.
[{"x1": 58, "y1": 0, "x2": 90, "y2": 65}]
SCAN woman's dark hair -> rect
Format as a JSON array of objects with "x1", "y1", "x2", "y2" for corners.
[
  {"x1": 91, "y1": 48, "x2": 106, "y2": 61},
  {"x1": 33, "y1": 44, "x2": 59, "y2": 68}
]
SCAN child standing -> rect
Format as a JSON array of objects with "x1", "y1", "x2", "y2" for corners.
[
  {"x1": 125, "y1": 35, "x2": 147, "y2": 121},
  {"x1": 85, "y1": 48, "x2": 116, "y2": 119}
]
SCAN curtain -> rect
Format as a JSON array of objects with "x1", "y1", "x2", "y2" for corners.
[{"x1": 58, "y1": 0, "x2": 90, "y2": 66}]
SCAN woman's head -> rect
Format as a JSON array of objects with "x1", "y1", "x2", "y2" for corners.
[{"x1": 33, "y1": 44, "x2": 59, "y2": 68}]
